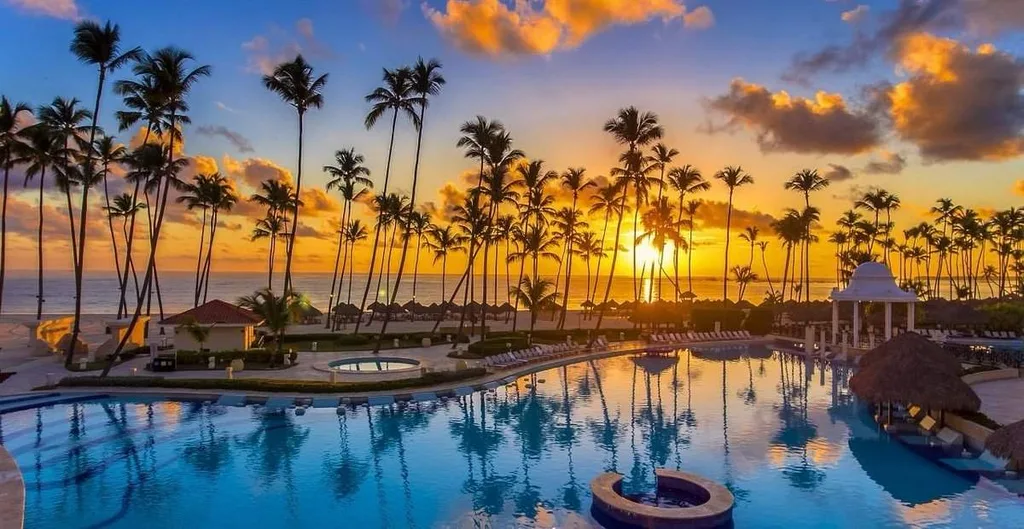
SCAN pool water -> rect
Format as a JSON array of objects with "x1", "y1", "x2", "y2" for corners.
[
  {"x1": 329, "y1": 357, "x2": 419, "y2": 372},
  {"x1": 3, "y1": 347, "x2": 1023, "y2": 528}
]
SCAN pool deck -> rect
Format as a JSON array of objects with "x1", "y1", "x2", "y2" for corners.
[
  {"x1": 973, "y1": 377, "x2": 1024, "y2": 425},
  {"x1": 0, "y1": 444, "x2": 23, "y2": 529}
]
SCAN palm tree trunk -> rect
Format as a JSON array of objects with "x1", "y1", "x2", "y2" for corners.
[
  {"x1": 591, "y1": 189, "x2": 628, "y2": 340},
  {"x1": 267, "y1": 228, "x2": 276, "y2": 290},
  {"x1": 283, "y1": 111, "x2": 305, "y2": 293},
  {"x1": 117, "y1": 180, "x2": 142, "y2": 318},
  {"x1": 200, "y1": 209, "x2": 218, "y2": 304},
  {"x1": 63, "y1": 188, "x2": 78, "y2": 266},
  {"x1": 193, "y1": 209, "x2": 208, "y2": 307},
  {"x1": 687, "y1": 213, "x2": 696, "y2": 295},
  {"x1": 760, "y1": 246, "x2": 775, "y2": 296},
  {"x1": 632, "y1": 186, "x2": 641, "y2": 302},
  {"x1": 413, "y1": 230, "x2": 423, "y2": 301},
  {"x1": 0, "y1": 159, "x2": 11, "y2": 315},
  {"x1": 373, "y1": 101, "x2": 428, "y2": 351},
  {"x1": 100, "y1": 165, "x2": 124, "y2": 315},
  {"x1": 593, "y1": 210, "x2": 610, "y2": 308},
  {"x1": 325, "y1": 203, "x2": 347, "y2": 328},
  {"x1": 439, "y1": 255, "x2": 447, "y2": 322},
  {"x1": 355, "y1": 110, "x2": 400, "y2": 334},
  {"x1": 723, "y1": 189, "x2": 734, "y2": 305},
  {"x1": 480, "y1": 224, "x2": 490, "y2": 340},
  {"x1": 558, "y1": 236, "x2": 574, "y2": 329},
  {"x1": 36, "y1": 168, "x2": 45, "y2": 320}
]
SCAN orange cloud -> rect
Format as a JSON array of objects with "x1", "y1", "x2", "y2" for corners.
[
  {"x1": 299, "y1": 187, "x2": 341, "y2": 217},
  {"x1": 129, "y1": 126, "x2": 185, "y2": 156},
  {"x1": 1015, "y1": 180, "x2": 1024, "y2": 197},
  {"x1": 424, "y1": 0, "x2": 713, "y2": 57},
  {"x1": 887, "y1": 33, "x2": 1024, "y2": 161},
  {"x1": 222, "y1": 155, "x2": 294, "y2": 189},
  {"x1": 841, "y1": 5, "x2": 869, "y2": 24}
]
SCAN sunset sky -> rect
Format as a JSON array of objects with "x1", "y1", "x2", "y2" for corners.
[{"x1": 0, "y1": 0, "x2": 1021, "y2": 279}]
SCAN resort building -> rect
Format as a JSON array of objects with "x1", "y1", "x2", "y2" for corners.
[{"x1": 160, "y1": 300, "x2": 263, "y2": 352}]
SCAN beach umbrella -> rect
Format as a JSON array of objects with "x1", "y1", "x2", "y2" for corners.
[
  {"x1": 334, "y1": 303, "x2": 361, "y2": 316},
  {"x1": 387, "y1": 302, "x2": 405, "y2": 314},
  {"x1": 986, "y1": 420, "x2": 1024, "y2": 471},
  {"x1": 426, "y1": 302, "x2": 442, "y2": 314},
  {"x1": 580, "y1": 300, "x2": 595, "y2": 309},
  {"x1": 734, "y1": 300, "x2": 755, "y2": 310},
  {"x1": 679, "y1": 291, "x2": 698, "y2": 300},
  {"x1": 367, "y1": 301, "x2": 387, "y2": 313},
  {"x1": 606, "y1": 300, "x2": 620, "y2": 309},
  {"x1": 499, "y1": 302, "x2": 515, "y2": 313},
  {"x1": 402, "y1": 300, "x2": 419, "y2": 311}
]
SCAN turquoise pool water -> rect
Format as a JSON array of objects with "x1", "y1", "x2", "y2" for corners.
[{"x1": 2, "y1": 347, "x2": 1023, "y2": 528}]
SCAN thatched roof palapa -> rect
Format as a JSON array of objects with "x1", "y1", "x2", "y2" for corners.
[
  {"x1": 850, "y1": 333, "x2": 979, "y2": 411},
  {"x1": 986, "y1": 420, "x2": 1024, "y2": 464}
]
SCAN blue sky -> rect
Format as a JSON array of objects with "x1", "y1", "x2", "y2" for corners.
[{"x1": 0, "y1": 0, "x2": 1021, "y2": 273}]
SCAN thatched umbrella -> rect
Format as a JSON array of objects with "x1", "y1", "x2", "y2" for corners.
[
  {"x1": 858, "y1": 332, "x2": 961, "y2": 375},
  {"x1": 333, "y1": 303, "x2": 361, "y2": 316},
  {"x1": 850, "y1": 349, "x2": 980, "y2": 413},
  {"x1": 986, "y1": 420, "x2": 1024, "y2": 471},
  {"x1": 735, "y1": 300, "x2": 755, "y2": 310},
  {"x1": 679, "y1": 291, "x2": 697, "y2": 300},
  {"x1": 367, "y1": 301, "x2": 387, "y2": 313}
]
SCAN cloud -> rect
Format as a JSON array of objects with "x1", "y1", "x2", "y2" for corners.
[
  {"x1": 195, "y1": 125, "x2": 255, "y2": 153},
  {"x1": 294, "y1": 222, "x2": 334, "y2": 240},
  {"x1": 128, "y1": 126, "x2": 185, "y2": 156},
  {"x1": 5, "y1": 0, "x2": 79, "y2": 19},
  {"x1": 215, "y1": 101, "x2": 238, "y2": 113},
  {"x1": 704, "y1": 79, "x2": 883, "y2": 155},
  {"x1": 692, "y1": 200, "x2": 776, "y2": 232},
  {"x1": 222, "y1": 155, "x2": 294, "y2": 189},
  {"x1": 962, "y1": 0, "x2": 1024, "y2": 35},
  {"x1": 824, "y1": 163, "x2": 855, "y2": 182},
  {"x1": 862, "y1": 151, "x2": 907, "y2": 174},
  {"x1": 1015, "y1": 180, "x2": 1024, "y2": 197},
  {"x1": 242, "y1": 19, "x2": 334, "y2": 75},
  {"x1": 422, "y1": 182, "x2": 467, "y2": 222},
  {"x1": 884, "y1": 34, "x2": 1024, "y2": 161},
  {"x1": 298, "y1": 187, "x2": 341, "y2": 217},
  {"x1": 362, "y1": 0, "x2": 408, "y2": 24},
  {"x1": 423, "y1": 0, "x2": 713, "y2": 57},
  {"x1": 841, "y1": 5, "x2": 869, "y2": 24}
]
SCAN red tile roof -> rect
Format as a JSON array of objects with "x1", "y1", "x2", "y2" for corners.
[{"x1": 160, "y1": 300, "x2": 263, "y2": 326}]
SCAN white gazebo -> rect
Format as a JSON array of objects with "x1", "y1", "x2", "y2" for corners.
[{"x1": 830, "y1": 262, "x2": 918, "y2": 348}]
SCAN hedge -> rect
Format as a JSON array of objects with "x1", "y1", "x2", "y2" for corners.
[
  {"x1": 51, "y1": 368, "x2": 489, "y2": 394},
  {"x1": 743, "y1": 309, "x2": 773, "y2": 335},
  {"x1": 690, "y1": 308, "x2": 745, "y2": 332},
  {"x1": 466, "y1": 337, "x2": 531, "y2": 358}
]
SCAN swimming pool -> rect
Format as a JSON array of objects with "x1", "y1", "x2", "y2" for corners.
[{"x1": 2, "y1": 346, "x2": 1022, "y2": 528}]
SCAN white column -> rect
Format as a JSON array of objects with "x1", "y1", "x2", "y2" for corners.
[
  {"x1": 852, "y1": 301, "x2": 860, "y2": 348},
  {"x1": 884, "y1": 302, "x2": 892, "y2": 340},
  {"x1": 907, "y1": 303, "x2": 915, "y2": 332},
  {"x1": 831, "y1": 301, "x2": 839, "y2": 345}
]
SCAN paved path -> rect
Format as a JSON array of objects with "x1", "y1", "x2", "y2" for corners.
[{"x1": 974, "y1": 377, "x2": 1024, "y2": 425}]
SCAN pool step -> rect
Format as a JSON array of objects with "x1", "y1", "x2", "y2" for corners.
[
  {"x1": 264, "y1": 397, "x2": 294, "y2": 410},
  {"x1": 215, "y1": 394, "x2": 246, "y2": 407},
  {"x1": 0, "y1": 393, "x2": 59, "y2": 406},
  {"x1": 0, "y1": 393, "x2": 104, "y2": 414}
]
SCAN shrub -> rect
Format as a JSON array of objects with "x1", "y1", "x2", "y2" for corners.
[
  {"x1": 52, "y1": 368, "x2": 489, "y2": 394},
  {"x1": 466, "y1": 337, "x2": 530, "y2": 358},
  {"x1": 691, "y1": 308, "x2": 744, "y2": 332},
  {"x1": 170, "y1": 349, "x2": 278, "y2": 367},
  {"x1": 744, "y1": 309, "x2": 773, "y2": 335}
]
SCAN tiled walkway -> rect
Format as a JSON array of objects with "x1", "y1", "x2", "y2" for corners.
[{"x1": 974, "y1": 377, "x2": 1024, "y2": 425}]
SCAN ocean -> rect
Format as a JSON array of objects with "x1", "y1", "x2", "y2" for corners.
[{"x1": 0, "y1": 269, "x2": 841, "y2": 316}]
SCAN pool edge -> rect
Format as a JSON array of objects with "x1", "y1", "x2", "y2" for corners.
[{"x1": 0, "y1": 444, "x2": 24, "y2": 529}]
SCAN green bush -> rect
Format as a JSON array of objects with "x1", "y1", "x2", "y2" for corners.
[
  {"x1": 466, "y1": 337, "x2": 530, "y2": 358},
  {"x1": 52, "y1": 368, "x2": 489, "y2": 394},
  {"x1": 744, "y1": 309, "x2": 773, "y2": 335},
  {"x1": 691, "y1": 308, "x2": 745, "y2": 332},
  {"x1": 171, "y1": 349, "x2": 276, "y2": 367}
]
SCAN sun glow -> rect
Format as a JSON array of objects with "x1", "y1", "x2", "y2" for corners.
[{"x1": 634, "y1": 241, "x2": 660, "y2": 270}]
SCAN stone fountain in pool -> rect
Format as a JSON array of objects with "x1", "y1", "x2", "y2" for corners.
[{"x1": 590, "y1": 469, "x2": 734, "y2": 528}]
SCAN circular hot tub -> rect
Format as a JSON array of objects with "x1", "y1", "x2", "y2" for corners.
[
  {"x1": 328, "y1": 357, "x2": 421, "y2": 372},
  {"x1": 590, "y1": 469, "x2": 734, "y2": 528}
]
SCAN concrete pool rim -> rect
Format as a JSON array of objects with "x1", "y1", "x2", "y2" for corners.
[{"x1": 590, "y1": 469, "x2": 734, "y2": 529}]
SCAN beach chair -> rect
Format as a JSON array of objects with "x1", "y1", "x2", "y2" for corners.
[
  {"x1": 742, "y1": 330, "x2": 752, "y2": 339},
  {"x1": 940, "y1": 450, "x2": 1010, "y2": 474}
]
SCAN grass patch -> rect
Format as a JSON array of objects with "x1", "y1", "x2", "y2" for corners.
[{"x1": 46, "y1": 368, "x2": 489, "y2": 394}]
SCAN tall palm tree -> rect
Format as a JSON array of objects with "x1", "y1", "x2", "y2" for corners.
[
  {"x1": 251, "y1": 214, "x2": 287, "y2": 290},
  {"x1": 667, "y1": 165, "x2": 709, "y2": 298},
  {"x1": 116, "y1": 143, "x2": 162, "y2": 315},
  {"x1": 94, "y1": 136, "x2": 127, "y2": 296},
  {"x1": 342, "y1": 219, "x2": 369, "y2": 306},
  {"x1": 197, "y1": 173, "x2": 237, "y2": 304},
  {"x1": 355, "y1": 67, "x2": 417, "y2": 333},
  {"x1": 0, "y1": 97, "x2": 30, "y2": 314},
  {"x1": 602, "y1": 107, "x2": 662, "y2": 305},
  {"x1": 104, "y1": 193, "x2": 146, "y2": 303},
  {"x1": 375, "y1": 58, "x2": 445, "y2": 350},
  {"x1": 451, "y1": 196, "x2": 490, "y2": 339},
  {"x1": 426, "y1": 224, "x2": 467, "y2": 313},
  {"x1": 575, "y1": 230, "x2": 604, "y2": 313},
  {"x1": 15, "y1": 126, "x2": 62, "y2": 320},
  {"x1": 103, "y1": 47, "x2": 210, "y2": 376},
  {"x1": 262, "y1": 55, "x2": 327, "y2": 293},
  {"x1": 403, "y1": 211, "x2": 432, "y2": 301},
  {"x1": 510, "y1": 159, "x2": 555, "y2": 329},
  {"x1": 555, "y1": 166, "x2": 594, "y2": 326},
  {"x1": 177, "y1": 173, "x2": 214, "y2": 305},
  {"x1": 552, "y1": 206, "x2": 587, "y2": 327},
  {"x1": 637, "y1": 197, "x2": 679, "y2": 301},
  {"x1": 681, "y1": 200, "x2": 702, "y2": 295},
  {"x1": 323, "y1": 148, "x2": 372, "y2": 326},
  {"x1": 588, "y1": 181, "x2": 627, "y2": 304},
  {"x1": 739, "y1": 226, "x2": 759, "y2": 270},
  {"x1": 38, "y1": 97, "x2": 92, "y2": 261},
  {"x1": 731, "y1": 266, "x2": 758, "y2": 302},
  {"x1": 66, "y1": 20, "x2": 140, "y2": 363},
  {"x1": 772, "y1": 209, "x2": 804, "y2": 300},
  {"x1": 611, "y1": 149, "x2": 658, "y2": 302},
  {"x1": 649, "y1": 143, "x2": 678, "y2": 201},
  {"x1": 511, "y1": 276, "x2": 559, "y2": 335},
  {"x1": 784, "y1": 169, "x2": 829, "y2": 303},
  {"x1": 757, "y1": 241, "x2": 775, "y2": 297},
  {"x1": 713, "y1": 166, "x2": 754, "y2": 303}
]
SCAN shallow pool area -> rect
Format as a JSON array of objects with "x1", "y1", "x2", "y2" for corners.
[
  {"x1": 2, "y1": 346, "x2": 1023, "y2": 528},
  {"x1": 328, "y1": 357, "x2": 421, "y2": 372}
]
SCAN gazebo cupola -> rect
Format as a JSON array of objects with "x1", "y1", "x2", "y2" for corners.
[{"x1": 830, "y1": 262, "x2": 918, "y2": 348}]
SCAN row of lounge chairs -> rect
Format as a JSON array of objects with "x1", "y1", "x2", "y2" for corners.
[
  {"x1": 649, "y1": 330, "x2": 754, "y2": 343},
  {"x1": 480, "y1": 338, "x2": 611, "y2": 370},
  {"x1": 922, "y1": 329, "x2": 1023, "y2": 342}
]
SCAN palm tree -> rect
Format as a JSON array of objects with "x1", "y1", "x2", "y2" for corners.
[
  {"x1": 667, "y1": 165, "x2": 710, "y2": 298},
  {"x1": 739, "y1": 226, "x2": 759, "y2": 270},
  {"x1": 403, "y1": 211, "x2": 432, "y2": 301},
  {"x1": 66, "y1": 20, "x2": 140, "y2": 363},
  {"x1": 713, "y1": 166, "x2": 754, "y2": 303},
  {"x1": 649, "y1": 143, "x2": 678, "y2": 201},
  {"x1": 104, "y1": 192, "x2": 146, "y2": 302},
  {"x1": 251, "y1": 214, "x2": 288, "y2": 290},
  {"x1": 757, "y1": 241, "x2": 775, "y2": 297},
  {"x1": 177, "y1": 173, "x2": 214, "y2": 305},
  {"x1": 602, "y1": 107, "x2": 662, "y2": 304},
  {"x1": 15, "y1": 126, "x2": 62, "y2": 319},
  {"x1": 262, "y1": 55, "x2": 328, "y2": 293},
  {"x1": 355, "y1": 66, "x2": 416, "y2": 333},
  {"x1": 588, "y1": 181, "x2": 627, "y2": 305},
  {"x1": 636, "y1": 197, "x2": 679, "y2": 301},
  {"x1": 182, "y1": 318, "x2": 212, "y2": 352},
  {"x1": 510, "y1": 159, "x2": 556, "y2": 329},
  {"x1": 197, "y1": 174, "x2": 237, "y2": 304},
  {"x1": 0, "y1": 97, "x2": 30, "y2": 315},
  {"x1": 103, "y1": 47, "x2": 210, "y2": 376},
  {"x1": 323, "y1": 148, "x2": 372, "y2": 327},
  {"x1": 94, "y1": 136, "x2": 127, "y2": 296},
  {"x1": 552, "y1": 206, "x2": 587, "y2": 327},
  {"x1": 681, "y1": 200, "x2": 702, "y2": 295},
  {"x1": 575, "y1": 231, "x2": 604, "y2": 314},
  {"x1": 237, "y1": 289, "x2": 301, "y2": 366},
  {"x1": 376, "y1": 59, "x2": 445, "y2": 350},
  {"x1": 511, "y1": 276, "x2": 559, "y2": 334},
  {"x1": 426, "y1": 224, "x2": 467, "y2": 312},
  {"x1": 342, "y1": 220, "x2": 369, "y2": 306},
  {"x1": 555, "y1": 167, "x2": 594, "y2": 326},
  {"x1": 116, "y1": 143, "x2": 164, "y2": 316},
  {"x1": 451, "y1": 196, "x2": 490, "y2": 338},
  {"x1": 784, "y1": 169, "x2": 829, "y2": 302},
  {"x1": 731, "y1": 266, "x2": 758, "y2": 302},
  {"x1": 38, "y1": 97, "x2": 91, "y2": 261}
]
